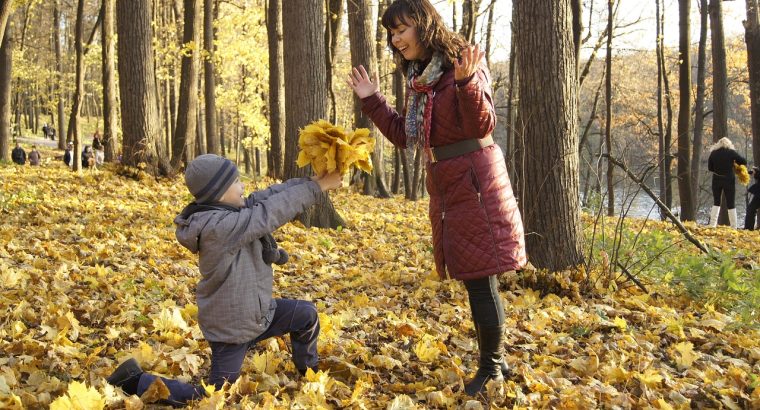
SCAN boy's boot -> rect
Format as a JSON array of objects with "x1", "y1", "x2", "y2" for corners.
[
  {"x1": 106, "y1": 358, "x2": 143, "y2": 395},
  {"x1": 709, "y1": 205, "x2": 720, "y2": 227},
  {"x1": 728, "y1": 208, "x2": 737, "y2": 228},
  {"x1": 464, "y1": 324, "x2": 505, "y2": 396},
  {"x1": 474, "y1": 322, "x2": 510, "y2": 377}
]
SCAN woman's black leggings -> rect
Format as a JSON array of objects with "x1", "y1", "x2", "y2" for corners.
[
  {"x1": 463, "y1": 275, "x2": 505, "y2": 326},
  {"x1": 712, "y1": 177, "x2": 736, "y2": 208}
]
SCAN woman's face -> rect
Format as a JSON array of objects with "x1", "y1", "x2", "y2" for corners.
[{"x1": 389, "y1": 18, "x2": 429, "y2": 61}]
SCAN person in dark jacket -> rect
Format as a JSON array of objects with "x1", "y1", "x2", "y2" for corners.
[
  {"x1": 708, "y1": 137, "x2": 747, "y2": 228},
  {"x1": 348, "y1": 0, "x2": 526, "y2": 396},
  {"x1": 106, "y1": 154, "x2": 343, "y2": 406},
  {"x1": 82, "y1": 145, "x2": 94, "y2": 168},
  {"x1": 63, "y1": 143, "x2": 73, "y2": 168},
  {"x1": 11, "y1": 143, "x2": 26, "y2": 165},
  {"x1": 745, "y1": 167, "x2": 760, "y2": 230}
]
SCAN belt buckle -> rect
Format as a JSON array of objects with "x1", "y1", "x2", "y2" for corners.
[{"x1": 425, "y1": 147, "x2": 437, "y2": 163}]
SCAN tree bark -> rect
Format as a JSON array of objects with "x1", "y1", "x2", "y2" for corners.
[
  {"x1": 514, "y1": 0, "x2": 584, "y2": 270},
  {"x1": 745, "y1": 0, "x2": 760, "y2": 166},
  {"x1": 54, "y1": 0, "x2": 65, "y2": 150},
  {"x1": 325, "y1": 0, "x2": 343, "y2": 124},
  {"x1": 117, "y1": 0, "x2": 172, "y2": 176},
  {"x1": 347, "y1": 0, "x2": 389, "y2": 198},
  {"x1": 171, "y1": 0, "x2": 201, "y2": 168},
  {"x1": 283, "y1": 0, "x2": 344, "y2": 228},
  {"x1": 692, "y1": 0, "x2": 709, "y2": 216},
  {"x1": 709, "y1": 0, "x2": 729, "y2": 143},
  {"x1": 68, "y1": 0, "x2": 86, "y2": 171},
  {"x1": 266, "y1": 0, "x2": 285, "y2": 179},
  {"x1": 203, "y1": 0, "x2": 219, "y2": 154},
  {"x1": 0, "y1": 22, "x2": 11, "y2": 162},
  {"x1": 657, "y1": 0, "x2": 666, "y2": 216},
  {"x1": 605, "y1": 0, "x2": 614, "y2": 216},
  {"x1": 101, "y1": 0, "x2": 117, "y2": 162},
  {"x1": 0, "y1": 0, "x2": 11, "y2": 47},
  {"x1": 677, "y1": 0, "x2": 694, "y2": 220}
]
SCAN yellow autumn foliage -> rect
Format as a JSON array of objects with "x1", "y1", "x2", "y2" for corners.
[
  {"x1": 2, "y1": 146, "x2": 760, "y2": 408},
  {"x1": 296, "y1": 119, "x2": 375, "y2": 175},
  {"x1": 735, "y1": 162, "x2": 750, "y2": 185}
]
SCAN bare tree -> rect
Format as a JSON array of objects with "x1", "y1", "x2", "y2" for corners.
[
  {"x1": 67, "y1": 0, "x2": 86, "y2": 171},
  {"x1": 677, "y1": 0, "x2": 694, "y2": 220},
  {"x1": 54, "y1": 0, "x2": 65, "y2": 150},
  {"x1": 172, "y1": 0, "x2": 201, "y2": 168},
  {"x1": 691, "y1": 0, "x2": 709, "y2": 214},
  {"x1": 710, "y1": 0, "x2": 730, "y2": 225},
  {"x1": 514, "y1": 0, "x2": 584, "y2": 270},
  {"x1": 605, "y1": 0, "x2": 614, "y2": 216},
  {"x1": 325, "y1": 0, "x2": 343, "y2": 124}
]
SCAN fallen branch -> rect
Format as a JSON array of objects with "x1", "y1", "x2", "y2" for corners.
[{"x1": 603, "y1": 154, "x2": 712, "y2": 256}]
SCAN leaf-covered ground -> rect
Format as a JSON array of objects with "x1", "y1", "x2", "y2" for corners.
[{"x1": 1, "y1": 153, "x2": 759, "y2": 409}]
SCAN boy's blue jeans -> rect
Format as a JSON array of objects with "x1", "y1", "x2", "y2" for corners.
[{"x1": 134, "y1": 298, "x2": 319, "y2": 406}]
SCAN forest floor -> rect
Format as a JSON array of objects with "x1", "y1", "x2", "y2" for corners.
[{"x1": 1, "y1": 147, "x2": 759, "y2": 409}]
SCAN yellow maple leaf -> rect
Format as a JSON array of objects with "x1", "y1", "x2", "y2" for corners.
[
  {"x1": 613, "y1": 316, "x2": 627, "y2": 331},
  {"x1": 297, "y1": 120, "x2": 374, "y2": 175},
  {"x1": 50, "y1": 381, "x2": 105, "y2": 410},
  {"x1": 636, "y1": 368, "x2": 663, "y2": 388},
  {"x1": 414, "y1": 334, "x2": 441, "y2": 363},
  {"x1": 673, "y1": 342, "x2": 701, "y2": 370}
]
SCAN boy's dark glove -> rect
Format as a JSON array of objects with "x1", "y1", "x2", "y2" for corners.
[{"x1": 261, "y1": 233, "x2": 289, "y2": 265}]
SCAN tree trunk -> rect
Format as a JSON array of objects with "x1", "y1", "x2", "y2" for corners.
[
  {"x1": 203, "y1": 0, "x2": 219, "y2": 154},
  {"x1": 709, "y1": 0, "x2": 729, "y2": 143},
  {"x1": 266, "y1": 0, "x2": 285, "y2": 179},
  {"x1": 710, "y1": 0, "x2": 730, "y2": 224},
  {"x1": 677, "y1": 0, "x2": 694, "y2": 220},
  {"x1": 0, "y1": 22, "x2": 11, "y2": 162},
  {"x1": 68, "y1": 0, "x2": 86, "y2": 171},
  {"x1": 171, "y1": 0, "x2": 201, "y2": 168},
  {"x1": 514, "y1": 0, "x2": 584, "y2": 270},
  {"x1": 325, "y1": 0, "x2": 343, "y2": 124},
  {"x1": 283, "y1": 0, "x2": 344, "y2": 228},
  {"x1": 661, "y1": 7, "x2": 674, "y2": 211},
  {"x1": 0, "y1": 0, "x2": 12, "y2": 47},
  {"x1": 657, "y1": 0, "x2": 666, "y2": 217},
  {"x1": 54, "y1": 0, "x2": 65, "y2": 149},
  {"x1": 746, "y1": 0, "x2": 760, "y2": 167},
  {"x1": 485, "y1": 0, "x2": 495, "y2": 68},
  {"x1": 692, "y1": 0, "x2": 709, "y2": 217},
  {"x1": 347, "y1": 0, "x2": 389, "y2": 198},
  {"x1": 461, "y1": 0, "x2": 479, "y2": 43},
  {"x1": 605, "y1": 0, "x2": 614, "y2": 216},
  {"x1": 117, "y1": 0, "x2": 172, "y2": 176},
  {"x1": 101, "y1": 0, "x2": 118, "y2": 162}
]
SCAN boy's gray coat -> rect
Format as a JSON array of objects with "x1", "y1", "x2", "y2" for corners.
[{"x1": 174, "y1": 178, "x2": 321, "y2": 344}]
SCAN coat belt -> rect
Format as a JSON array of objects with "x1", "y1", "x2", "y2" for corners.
[{"x1": 426, "y1": 135, "x2": 494, "y2": 163}]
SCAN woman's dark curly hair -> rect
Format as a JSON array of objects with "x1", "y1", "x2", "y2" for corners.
[{"x1": 381, "y1": 0, "x2": 469, "y2": 74}]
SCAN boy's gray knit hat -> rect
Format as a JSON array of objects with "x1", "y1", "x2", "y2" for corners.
[{"x1": 185, "y1": 154, "x2": 239, "y2": 204}]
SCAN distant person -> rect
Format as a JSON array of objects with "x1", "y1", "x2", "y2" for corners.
[
  {"x1": 49, "y1": 127, "x2": 56, "y2": 140},
  {"x1": 745, "y1": 166, "x2": 760, "y2": 230},
  {"x1": 63, "y1": 143, "x2": 73, "y2": 168},
  {"x1": 11, "y1": 143, "x2": 26, "y2": 165},
  {"x1": 42, "y1": 124, "x2": 49, "y2": 139},
  {"x1": 28, "y1": 145, "x2": 41, "y2": 166},
  {"x1": 708, "y1": 137, "x2": 747, "y2": 228},
  {"x1": 92, "y1": 129, "x2": 104, "y2": 166},
  {"x1": 82, "y1": 145, "x2": 95, "y2": 169}
]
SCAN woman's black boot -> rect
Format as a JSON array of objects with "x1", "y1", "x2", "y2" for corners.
[
  {"x1": 474, "y1": 322, "x2": 511, "y2": 378},
  {"x1": 464, "y1": 324, "x2": 505, "y2": 396}
]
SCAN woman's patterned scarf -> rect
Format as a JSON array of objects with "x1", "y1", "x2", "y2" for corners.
[{"x1": 405, "y1": 52, "x2": 444, "y2": 154}]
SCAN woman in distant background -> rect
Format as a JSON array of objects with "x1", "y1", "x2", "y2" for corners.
[{"x1": 707, "y1": 137, "x2": 746, "y2": 228}]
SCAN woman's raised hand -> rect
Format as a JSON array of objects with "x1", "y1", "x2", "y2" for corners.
[
  {"x1": 347, "y1": 65, "x2": 379, "y2": 99},
  {"x1": 454, "y1": 45, "x2": 484, "y2": 82}
]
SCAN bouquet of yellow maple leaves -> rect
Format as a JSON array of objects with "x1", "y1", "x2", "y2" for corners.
[
  {"x1": 734, "y1": 162, "x2": 750, "y2": 186},
  {"x1": 296, "y1": 120, "x2": 374, "y2": 175}
]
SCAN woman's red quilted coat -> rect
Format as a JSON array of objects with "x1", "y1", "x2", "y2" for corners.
[{"x1": 361, "y1": 63, "x2": 526, "y2": 280}]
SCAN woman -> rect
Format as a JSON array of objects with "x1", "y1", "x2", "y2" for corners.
[
  {"x1": 347, "y1": 0, "x2": 526, "y2": 396},
  {"x1": 707, "y1": 137, "x2": 746, "y2": 228}
]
